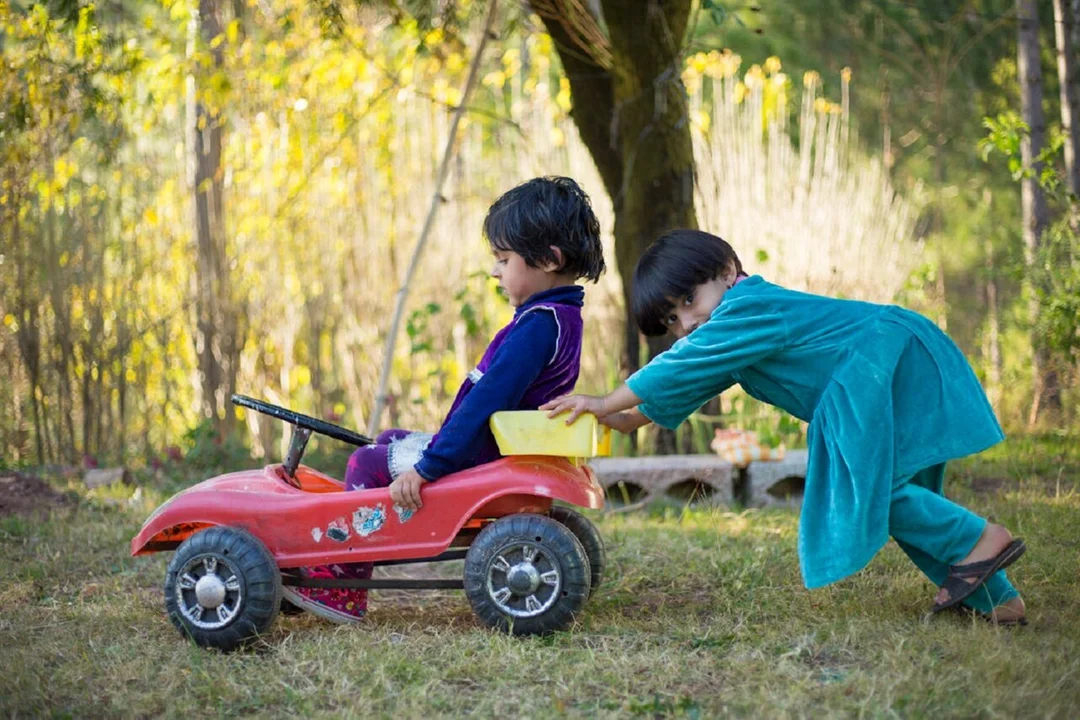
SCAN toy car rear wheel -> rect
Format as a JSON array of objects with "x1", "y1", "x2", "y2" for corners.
[
  {"x1": 549, "y1": 506, "x2": 606, "y2": 593},
  {"x1": 464, "y1": 513, "x2": 590, "y2": 635},
  {"x1": 164, "y1": 526, "x2": 281, "y2": 651}
]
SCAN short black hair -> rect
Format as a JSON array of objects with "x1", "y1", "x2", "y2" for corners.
[
  {"x1": 483, "y1": 176, "x2": 606, "y2": 282},
  {"x1": 631, "y1": 229, "x2": 744, "y2": 337}
]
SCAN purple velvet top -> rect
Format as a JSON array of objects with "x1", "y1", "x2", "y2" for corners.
[{"x1": 414, "y1": 284, "x2": 585, "y2": 480}]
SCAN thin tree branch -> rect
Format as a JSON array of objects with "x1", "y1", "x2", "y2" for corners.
[{"x1": 368, "y1": 0, "x2": 499, "y2": 435}]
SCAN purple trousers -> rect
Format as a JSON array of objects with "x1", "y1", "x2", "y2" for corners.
[
  {"x1": 322, "y1": 429, "x2": 414, "y2": 583},
  {"x1": 344, "y1": 428, "x2": 412, "y2": 491}
]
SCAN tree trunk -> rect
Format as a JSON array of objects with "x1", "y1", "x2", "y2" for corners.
[
  {"x1": 306, "y1": 295, "x2": 326, "y2": 412},
  {"x1": 983, "y1": 191, "x2": 1002, "y2": 414},
  {"x1": 1055, "y1": 0, "x2": 1080, "y2": 205},
  {"x1": 540, "y1": 0, "x2": 697, "y2": 453},
  {"x1": 45, "y1": 192, "x2": 77, "y2": 461},
  {"x1": 933, "y1": 80, "x2": 949, "y2": 331},
  {"x1": 10, "y1": 196, "x2": 45, "y2": 465},
  {"x1": 1017, "y1": 0, "x2": 1059, "y2": 424},
  {"x1": 187, "y1": 0, "x2": 234, "y2": 434}
]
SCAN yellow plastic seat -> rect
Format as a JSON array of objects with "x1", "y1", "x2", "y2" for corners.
[{"x1": 490, "y1": 411, "x2": 611, "y2": 458}]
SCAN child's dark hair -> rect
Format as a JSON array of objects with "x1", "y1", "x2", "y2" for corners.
[
  {"x1": 483, "y1": 176, "x2": 606, "y2": 282},
  {"x1": 632, "y1": 229, "x2": 744, "y2": 336}
]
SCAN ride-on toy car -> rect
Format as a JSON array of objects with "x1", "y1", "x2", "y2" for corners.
[{"x1": 131, "y1": 395, "x2": 609, "y2": 650}]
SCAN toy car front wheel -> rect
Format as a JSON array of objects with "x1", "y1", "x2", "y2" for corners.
[
  {"x1": 548, "y1": 506, "x2": 606, "y2": 594},
  {"x1": 464, "y1": 513, "x2": 590, "y2": 635},
  {"x1": 164, "y1": 526, "x2": 281, "y2": 651}
]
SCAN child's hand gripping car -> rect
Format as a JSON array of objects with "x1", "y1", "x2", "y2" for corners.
[{"x1": 131, "y1": 395, "x2": 609, "y2": 650}]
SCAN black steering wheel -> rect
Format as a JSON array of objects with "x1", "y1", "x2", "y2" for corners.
[{"x1": 231, "y1": 395, "x2": 374, "y2": 481}]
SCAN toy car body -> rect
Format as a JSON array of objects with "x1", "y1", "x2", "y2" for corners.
[{"x1": 132, "y1": 395, "x2": 608, "y2": 650}]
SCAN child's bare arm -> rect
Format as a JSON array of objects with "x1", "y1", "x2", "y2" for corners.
[{"x1": 599, "y1": 408, "x2": 651, "y2": 434}]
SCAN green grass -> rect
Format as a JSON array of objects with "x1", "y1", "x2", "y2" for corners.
[{"x1": 2, "y1": 436, "x2": 1079, "y2": 718}]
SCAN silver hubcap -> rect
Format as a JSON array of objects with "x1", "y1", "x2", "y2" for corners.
[
  {"x1": 195, "y1": 574, "x2": 227, "y2": 608},
  {"x1": 176, "y1": 555, "x2": 243, "y2": 630},
  {"x1": 486, "y1": 542, "x2": 561, "y2": 618}
]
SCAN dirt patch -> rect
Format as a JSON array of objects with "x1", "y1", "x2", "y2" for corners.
[
  {"x1": 0, "y1": 472, "x2": 74, "y2": 517},
  {"x1": 969, "y1": 476, "x2": 1010, "y2": 494}
]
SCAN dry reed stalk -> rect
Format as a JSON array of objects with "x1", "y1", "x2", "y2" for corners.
[{"x1": 367, "y1": 0, "x2": 499, "y2": 436}]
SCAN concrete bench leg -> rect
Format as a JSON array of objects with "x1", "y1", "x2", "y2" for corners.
[
  {"x1": 742, "y1": 449, "x2": 809, "y2": 508},
  {"x1": 588, "y1": 456, "x2": 735, "y2": 507}
]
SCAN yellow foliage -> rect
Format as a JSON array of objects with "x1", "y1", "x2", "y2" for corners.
[
  {"x1": 53, "y1": 157, "x2": 76, "y2": 188},
  {"x1": 291, "y1": 365, "x2": 311, "y2": 390},
  {"x1": 681, "y1": 67, "x2": 701, "y2": 95},
  {"x1": 483, "y1": 70, "x2": 505, "y2": 89},
  {"x1": 692, "y1": 109, "x2": 710, "y2": 134},
  {"x1": 440, "y1": 353, "x2": 462, "y2": 390},
  {"x1": 556, "y1": 77, "x2": 571, "y2": 113}
]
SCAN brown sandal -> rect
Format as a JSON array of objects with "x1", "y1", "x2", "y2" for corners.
[{"x1": 931, "y1": 539, "x2": 1026, "y2": 613}]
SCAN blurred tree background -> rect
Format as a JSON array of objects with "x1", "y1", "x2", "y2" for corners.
[{"x1": 0, "y1": 0, "x2": 1075, "y2": 473}]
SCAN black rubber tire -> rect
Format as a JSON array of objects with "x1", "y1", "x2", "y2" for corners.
[
  {"x1": 164, "y1": 526, "x2": 281, "y2": 651},
  {"x1": 280, "y1": 598, "x2": 305, "y2": 615},
  {"x1": 464, "y1": 513, "x2": 590, "y2": 635},
  {"x1": 549, "y1": 505, "x2": 606, "y2": 593}
]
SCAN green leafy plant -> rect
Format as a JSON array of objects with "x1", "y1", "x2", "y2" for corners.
[{"x1": 182, "y1": 420, "x2": 251, "y2": 474}]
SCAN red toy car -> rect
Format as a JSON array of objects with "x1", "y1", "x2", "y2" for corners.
[{"x1": 132, "y1": 395, "x2": 607, "y2": 650}]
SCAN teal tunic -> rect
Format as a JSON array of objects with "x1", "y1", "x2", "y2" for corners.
[{"x1": 626, "y1": 276, "x2": 1004, "y2": 589}]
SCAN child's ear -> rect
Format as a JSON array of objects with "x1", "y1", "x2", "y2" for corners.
[
  {"x1": 542, "y1": 247, "x2": 565, "y2": 273},
  {"x1": 722, "y1": 261, "x2": 737, "y2": 286}
]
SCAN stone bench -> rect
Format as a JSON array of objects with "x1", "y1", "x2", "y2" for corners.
[
  {"x1": 742, "y1": 449, "x2": 809, "y2": 508},
  {"x1": 588, "y1": 455, "x2": 735, "y2": 506}
]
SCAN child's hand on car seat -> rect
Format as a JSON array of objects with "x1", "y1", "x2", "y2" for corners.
[
  {"x1": 541, "y1": 393, "x2": 607, "y2": 425},
  {"x1": 390, "y1": 468, "x2": 426, "y2": 510}
]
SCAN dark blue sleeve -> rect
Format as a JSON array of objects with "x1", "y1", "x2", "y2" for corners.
[{"x1": 414, "y1": 310, "x2": 558, "y2": 481}]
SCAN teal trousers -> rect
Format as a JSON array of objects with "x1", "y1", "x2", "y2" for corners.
[{"x1": 889, "y1": 463, "x2": 1018, "y2": 613}]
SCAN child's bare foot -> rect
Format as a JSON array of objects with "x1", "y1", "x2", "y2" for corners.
[
  {"x1": 949, "y1": 595, "x2": 1027, "y2": 625},
  {"x1": 933, "y1": 523, "x2": 1024, "y2": 609},
  {"x1": 990, "y1": 596, "x2": 1026, "y2": 625}
]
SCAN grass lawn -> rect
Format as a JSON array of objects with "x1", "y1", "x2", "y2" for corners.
[{"x1": 1, "y1": 434, "x2": 1078, "y2": 718}]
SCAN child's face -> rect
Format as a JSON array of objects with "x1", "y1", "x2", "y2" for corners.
[
  {"x1": 662, "y1": 269, "x2": 737, "y2": 339},
  {"x1": 490, "y1": 249, "x2": 560, "y2": 306}
]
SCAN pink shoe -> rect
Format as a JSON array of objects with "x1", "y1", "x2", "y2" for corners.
[{"x1": 281, "y1": 565, "x2": 368, "y2": 624}]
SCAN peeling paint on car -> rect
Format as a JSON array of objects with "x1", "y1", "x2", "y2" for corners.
[
  {"x1": 352, "y1": 504, "x2": 386, "y2": 537},
  {"x1": 326, "y1": 518, "x2": 350, "y2": 542}
]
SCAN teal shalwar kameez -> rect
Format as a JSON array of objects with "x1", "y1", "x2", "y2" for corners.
[{"x1": 627, "y1": 276, "x2": 1017, "y2": 612}]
